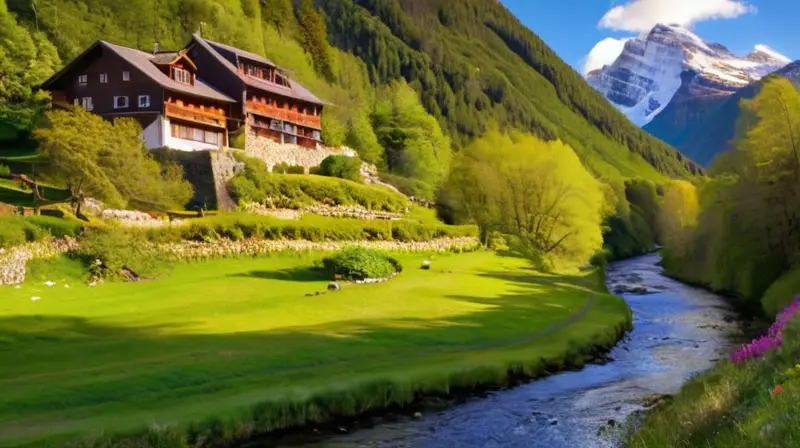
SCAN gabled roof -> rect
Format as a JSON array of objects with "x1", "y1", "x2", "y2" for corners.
[
  {"x1": 41, "y1": 41, "x2": 235, "y2": 103},
  {"x1": 191, "y1": 34, "x2": 327, "y2": 106}
]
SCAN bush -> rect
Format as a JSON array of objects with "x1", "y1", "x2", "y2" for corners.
[
  {"x1": 272, "y1": 162, "x2": 290, "y2": 174},
  {"x1": 286, "y1": 165, "x2": 306, "y2": 174},
  {"x1": 0, "y1": 215, "x2": 47, "y2": 248},
  {"x1": 379, "y1": 173, "x2": 435, "y2": 202},
  {"x1": 230, "y1": 132, "x2": 246, "y2": 150},
  {"x1": 322, "y1": 246, "x2": 401, "y2": 280},
  {"x1": 79, "y1": 228, "x2": 158, "y2": 280},
  {"x1": 26, "y1": 215, "x2": 83, "y2": 238},
  {"x1": 0, "y1": 164, "x2": 9, "y2": 177},
  {"x1": 319, "y1": 155, "x2": 362, "y2": 183},
  {"x1": 228, "y1": 165, "x2": 411, "y2": 212}
]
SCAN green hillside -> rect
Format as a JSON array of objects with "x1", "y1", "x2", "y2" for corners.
[{"x1": 2, "y1": 0, "x2": 699, "y2": 182}]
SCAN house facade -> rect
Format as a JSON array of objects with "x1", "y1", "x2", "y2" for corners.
[{"x1": 41, "y1": 37, "x2": 326, "y2": 152}]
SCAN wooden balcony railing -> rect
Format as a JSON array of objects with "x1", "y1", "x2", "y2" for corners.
[
  {"x1": 165, "y1": 102, "x2": 226, "y2": 128},
  {"x1": 246, "y1": 101, "x2": 322, "y2": 130}
]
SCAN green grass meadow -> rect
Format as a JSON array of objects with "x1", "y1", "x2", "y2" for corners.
[{"x1": 0, "y1": 251, "x2": 630, "y2": 447}]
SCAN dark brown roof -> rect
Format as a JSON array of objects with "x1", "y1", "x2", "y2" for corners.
[
  {"x1": 203, "y1": 38, "x2": 277, "y2": 67},
  {"x1": 191, "y1": 34, "x2": 327, "y2": 106},
  {"x1": 41, "y1": 41, "x2": 235, "y2": 103}
]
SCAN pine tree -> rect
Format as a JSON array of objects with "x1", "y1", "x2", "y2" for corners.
[{"x1": 297, "y1": 0, "x2": 332, "y2": 80}]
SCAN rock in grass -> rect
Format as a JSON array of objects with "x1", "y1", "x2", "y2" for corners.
[
  {"x1": 413, "y1": 412, "x2": 422, "y2": 419},
  {"x1": 421, "y1": 260, "x2": 431, "y2": 270},
  {"x1": 327, "y1": 282, "x2": 340, "y2": 292}
]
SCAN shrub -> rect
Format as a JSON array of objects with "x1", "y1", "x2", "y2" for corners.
[
  {"x1": 0, "y1": 163, "x2": 9, "y2": 177},
  {"x1": 230, "y1": 132, "x2": 246, "y2": 150},
  {"x1": 322, "y1": 246, "x2": 401, "y2": 280},
  {"x1": 286, "y1": 165, "x2": 306, "y2": 175},
  {"x1": 79, "y1": 228, "x2": 159, "y2": 280},
  {"x1": 272, "y1": 162, "x2": 290, "y2": 174},
  {"x1": 0, "y1": 215, "x2": 47, "y2": 248},
  {"x1": 319, "y1": 155, "x2": 362, "y2": 183},
  {"x1": 26, "y1": 215, "x2": 83, "y2": 238},
  {"x1": 379, "y1": 173, "x2": 435, "y2": 202}
]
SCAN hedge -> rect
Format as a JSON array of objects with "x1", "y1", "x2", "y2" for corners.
[
  {"x1": 141, "y1": 213, "x2": 477, "y2": 244},
  {"x1": 229, "y1": 172, "x2": 410, "y2": 213},
  {"x1": 0, "y1": 215, "x2": 83, "y2": 248},
  {"x1": 378, "y1": 173, "x2": 435, "y2": 202}
]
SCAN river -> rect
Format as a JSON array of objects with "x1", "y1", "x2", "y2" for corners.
[{"x1": 268, "y1": 254, "x2": 742, "y2": 448}]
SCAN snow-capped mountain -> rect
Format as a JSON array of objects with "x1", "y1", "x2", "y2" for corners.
[{"x1": 586, "y1": 24, "x2": 790, "y2": 126}]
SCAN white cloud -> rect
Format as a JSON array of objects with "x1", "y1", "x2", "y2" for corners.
[
  {"x1": 599, "y1": 0, "x2": 755, "y2": 32},
  {"x1": 583, "y1": 37, "x2": 630, "y2": 74}
]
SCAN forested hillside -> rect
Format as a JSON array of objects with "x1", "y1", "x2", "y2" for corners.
[
  {"x1": 2, "y1": 0, "x2": 699, "y2": 178},
  {"x1": 0, "y1": 0, "x2": 704, "y2": 260}
]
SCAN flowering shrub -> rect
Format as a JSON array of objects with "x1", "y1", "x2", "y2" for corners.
[{"x1": 731, "y1": 296, "x2": 800, "y2": 365}]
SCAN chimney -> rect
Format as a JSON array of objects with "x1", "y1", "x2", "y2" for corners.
[{"x1": 153, "y1": 41, "x2": 160, "y2": 55}]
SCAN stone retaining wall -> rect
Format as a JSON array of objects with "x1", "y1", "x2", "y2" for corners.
[
  {"x1": 0, "y1": 238, "x2": 79, "y2": 285},
  {"x1": 242, "y1": 202, "x2": 405, "y2": 221},
  {"x1": 244, "y1": 128, "x2": 355, "y2": 172},
  {"x1": 150, "y1": 237, "x2": 480, "y2": 262}
]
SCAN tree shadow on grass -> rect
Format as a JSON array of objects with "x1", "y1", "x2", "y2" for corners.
[
  {"x1": 0, "y1": 265, "x2": 612, "y2": 444},
  {"x1": 228, "y1": 267, "x2": 330, "y2": 282}
]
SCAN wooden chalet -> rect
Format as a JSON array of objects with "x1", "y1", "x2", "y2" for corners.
[
  {"x1": 187, "y1": 35, "x2": 326, "y2": 149},
  {"x1": 41, "y1": 36, "x2": 327, "y2": 152},
  {"x1": 41, "y1": 41, "x2": 237, "y2": 152}
]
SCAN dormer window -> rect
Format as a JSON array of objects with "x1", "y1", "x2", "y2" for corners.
[{"x1": 172, "y1": 67, "x2": 193, "y2": 85}]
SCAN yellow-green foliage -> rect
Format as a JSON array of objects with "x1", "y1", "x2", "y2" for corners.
[
  {"x1": 143, "y1": 213, "x2": 476, "y2": 244},
  {"x1": 0, "y1": 251, "x2": 631, "y2": 447},
  {"x1": 659, "y1": 78, "x2": 800, "y2": 312},
  {"x1": 762, "y1": 268, "x2": 800, "y2": 317},
  {"x1": 446, "y1": 131, "x2": 605, "y2": 267},
  {"x1": 228, "y1": 156, "x2": 410, "y2": 212}
]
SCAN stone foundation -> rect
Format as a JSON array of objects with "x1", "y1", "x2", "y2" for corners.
[
  {"x1": 0, "y1": 238, "x2": 79, "y2": 285},
  {"x1": 243, "y1": 127, "x2": 355, "y2": 172}
]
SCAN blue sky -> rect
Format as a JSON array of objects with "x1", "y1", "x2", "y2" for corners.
[{"x1": 500, "y1": 0, "x2": 799, "y2": 74}]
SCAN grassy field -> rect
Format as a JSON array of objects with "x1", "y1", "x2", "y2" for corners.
[
  {"x1": 0, "y1": 251, "x2": 631, "y2": 447},
  {"x1": 628, "y1": 317, "x2": 800, "y2": 448}
]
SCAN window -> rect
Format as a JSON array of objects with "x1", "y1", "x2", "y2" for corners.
[
  {"x1": 73, "y1": 98, "x2": 80, "y2": 106},
  {"x1": 204, "y1": 131, "x2": 219, "y2": 145},
  {"x1": 99, "y1": 73, "x2": 108, "y2": 83},
  {"x1": 81, "y1": 97, "x2": 93, "y2": 111},
  {"x1": 113, "y1": 96, "x2": 129, "y2": 109},
  {"x1": 138, "y1": 95, "x2": 151, "y2": 108},
  {"x1": 122, "y1": 71, "x2": 130, "y2": 81},
  {"x1": 78, "y1": 74, "x2": 88, "y2": 85},
  {"x1": 170, "y1": 123, "x2": 222, "y2": 145},
  {"x1": 173, "y1": 67, "x2": 192, "y2": 85}
]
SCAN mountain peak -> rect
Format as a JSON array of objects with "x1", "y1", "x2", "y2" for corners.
[
  {"x1": 586, "y1": 24, "x2": 790, "y2": 127},
  {"x1": 747, "y1": 44, "x2": 791, "y2": 65}
]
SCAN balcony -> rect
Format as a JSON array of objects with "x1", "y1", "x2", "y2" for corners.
[
  {"x1": 165, "y1": 101, "x2": 226, "y2": 128},
  {"x1": 246, "y1": 101, "x2": 322, "y2": 130}
]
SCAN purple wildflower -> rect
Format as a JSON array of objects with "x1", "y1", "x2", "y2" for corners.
[{"x1": 731, "y1": 295, "x2": 800, "y2": 365}]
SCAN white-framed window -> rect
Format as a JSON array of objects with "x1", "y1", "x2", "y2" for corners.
[
  {"x1": 73, "y1": 98, "x2": 80, "y2": 106},
  {"x1": 173, "y1": 67, "x2": 192, "y2": 85},
  {"x1": 113, "y1": 96, "x2": 129, "y2": 109},
  {"x1": 138, "y1": 95, "x2": 151, "y2": 108},
  {"x1": 99, "y1": 73, "x2": 108, "y2": 83},
  {"x1": 78, "y1": 74, "x2": 88, "y2": 85},
  {"x1": 81, "y1": 97, "x2": 94, "y2": 111},
  {"x1": 122, "y1": 71, "x2": 130, "y2": 81}
]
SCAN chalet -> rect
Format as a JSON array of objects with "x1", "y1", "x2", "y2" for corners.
[
  {"x1": 41, "y1": 41, "x2": 238, "y2": 152},
  {"x1": 186, "y1": 35, "x2": 326, "y2": 149}
]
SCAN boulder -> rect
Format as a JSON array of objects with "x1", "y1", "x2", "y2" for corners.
[{"x1": 327, "y1": 282, "x2": 341, "y2": 292}]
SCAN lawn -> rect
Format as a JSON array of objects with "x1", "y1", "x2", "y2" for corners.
[{"x1": 0, "y1": 251, "x2": 631, "y2": 447}]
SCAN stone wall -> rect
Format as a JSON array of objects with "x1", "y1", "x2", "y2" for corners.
[
  {"x1": 209, "y1": 150, "x2": 242, "y2": 211},
  {"x1": 243, "y1": 127, "x2": 355, "y2": 172},
  {"x1": 149, "y1": 237, "x2": 480, "y2": 262},
  {"x1": 0, "y1": 238, "x2": 79, "y2": 285}
]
